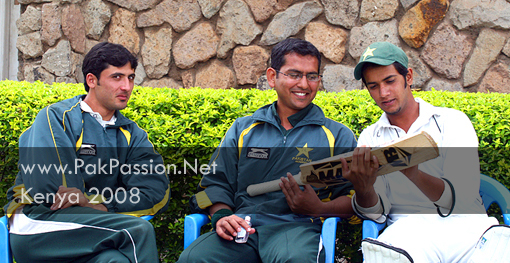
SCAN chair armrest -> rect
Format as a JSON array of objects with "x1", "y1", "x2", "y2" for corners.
[
  {"x1": 362, "y1": 219, "x2": 386, "y2": 240},
  {"x1": 321, "y1": 217, "x2": 341, "y2": 263},
  {"x1": 184, "y1": 214, "x2": 210, "y2": 249},
  {"x1": 504, "y1": 214, "x2": 510, "y2": 226},
  {"x1": 480, "y1": 174, "x2": 510, "y2": 226},
  {"x1": 140, "y1": 215, "x2": 154, "y2": 221}
]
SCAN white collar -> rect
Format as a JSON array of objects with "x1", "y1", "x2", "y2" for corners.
[
  {"x1": 377, "y1": 97, "x2": 440, "y2": 128},
  {"x1": 80, "y1": 100, "x2": 117, "y2": 127}
]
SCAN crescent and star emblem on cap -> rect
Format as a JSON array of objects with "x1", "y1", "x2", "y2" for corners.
[{"x1": 362, "y1": 47, "x2": 377, "y2": 61}]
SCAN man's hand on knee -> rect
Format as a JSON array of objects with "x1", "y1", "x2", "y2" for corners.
[
  {"x1": 51, "y1": 186, "x2": 107, "y2": 211},
  {"x1": 215, "y1": 215, "x2": 255, "y2": 241}
]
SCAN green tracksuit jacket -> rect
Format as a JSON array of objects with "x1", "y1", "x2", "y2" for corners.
[
  {"x1": 191, "y1": 102, "x2": 357, "y2": 226},
  {"x1": 5, "y1": 95, "x2": 169, "y2": 263},
  {"x1": 5, "y1": 95, "x2": 170, "y2": 216}
]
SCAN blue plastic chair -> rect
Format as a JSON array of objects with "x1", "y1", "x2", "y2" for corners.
[
  {"x1": 0, "y1": 216, "x2": 11, "y2": 263},
  {"x1": 184, "y1": 214, "x2": 341, "y2": 263},
  {"x1": 0, "y1": 214, "x2": 154, "y2": 263},
  {"x1": 362, "y1": 173, "x2": 510, "y2": 240}
]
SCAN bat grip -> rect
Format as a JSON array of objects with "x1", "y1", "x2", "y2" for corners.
[{"x1": 246, "y1": 173, "x2": 305, "y2": 196}]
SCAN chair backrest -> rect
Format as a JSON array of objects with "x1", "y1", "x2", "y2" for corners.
[{"x1": 479, "y1": 174, "x2": 510, "y2": 225}]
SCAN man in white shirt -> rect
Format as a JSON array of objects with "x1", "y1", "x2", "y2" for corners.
[{"x1": 341, "y1": 42, "x2": 501, "y2": 263}]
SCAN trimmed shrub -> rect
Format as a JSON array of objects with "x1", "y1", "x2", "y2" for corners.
[{"x1": 0, "y1": 81, "x2": 508, "y2": 262}]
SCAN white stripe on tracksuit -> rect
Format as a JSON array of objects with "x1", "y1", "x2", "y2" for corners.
[{"x1": 10, "y1": 209, "x2": 140, "y2": 263}]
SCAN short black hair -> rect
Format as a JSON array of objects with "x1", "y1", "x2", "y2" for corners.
[
  {"x1": 270, "y1": 38, "x2": 321, "y2": 73},
  {"x1": 361, "y1": 62, "x2": 409, "y2": 88},
  {"x1": 82, "y1": 42, "x2": 138, "y2": 92}
]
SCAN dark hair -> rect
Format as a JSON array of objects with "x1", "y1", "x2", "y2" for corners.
[
  {"x1": 270, "y1": 38, "x2": 321, "y2": 73},
  {"x1": 82, "y1": 42, "x2": 138, "y2": 92},
  {"x1": 361, "y1": 62, "x2": 409, "y2": 88}
]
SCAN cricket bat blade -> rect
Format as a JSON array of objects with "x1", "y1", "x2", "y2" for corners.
[{"x1": 246, "y1": 131, "x2": 439, "y2": 197}]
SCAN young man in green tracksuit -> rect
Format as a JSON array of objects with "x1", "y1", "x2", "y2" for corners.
[
  {"x1": 178, "y1": 38, "x2": 358, "y2": 263},
  {"x1": 5, "y1": 42, "x2": 170, "y2": 263}
]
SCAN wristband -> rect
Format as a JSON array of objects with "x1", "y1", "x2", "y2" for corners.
[
  {"x1": 210, "y1": 209, "x2": 233, "y2": 230},
  {"x1": 435, "y1": 178, "x2": 455, "y2": 218}
]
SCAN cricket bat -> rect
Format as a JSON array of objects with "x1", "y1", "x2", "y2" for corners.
[{"x1": 246, "y1": 131, "x2": 439, "y2": 196}]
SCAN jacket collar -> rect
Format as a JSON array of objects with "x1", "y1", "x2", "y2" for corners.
[
  {"x1": 76, "y1": 95, "x2": 134, "y2": 128},
  {"x1": 110, "y1": 110, "x2": 134, "y2": 127},
  {"x1": 252, "y1": 101, "x2": 326, "y2": 128}
]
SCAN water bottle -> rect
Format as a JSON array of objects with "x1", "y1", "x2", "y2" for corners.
[{"x1": 235, "y1": 216, "x2": 251, "y2": 243}]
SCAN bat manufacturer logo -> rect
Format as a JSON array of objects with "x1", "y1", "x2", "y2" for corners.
[
  {"x1": 246, "y1": 147, "x2": 270, "y2": 160},
  {"x1": 383, "y1": 147, "x2": 412, "y2": 167}
]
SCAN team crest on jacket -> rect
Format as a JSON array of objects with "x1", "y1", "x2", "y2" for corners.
[
  {"x1": 246, "y1": 147, "x2": 270, "y2": 159},
  {"x1": 293, "y1": 143, "x2": 313, "y2": 164},
  {"x1": 79, "y1": 144, "x2": 97, "y2": 156}
]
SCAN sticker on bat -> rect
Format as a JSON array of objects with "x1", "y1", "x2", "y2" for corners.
[
  {"x1": 306, "y1": 161, "x2": 348, "y2": 184},
  {"x1": 383, "y1": 147, "x2": 412, "y2": 167}
]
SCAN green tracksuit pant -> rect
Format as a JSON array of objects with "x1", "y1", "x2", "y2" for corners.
[
  {"x1": 9, "y1": 205, "x2": 159, "y2": 263},
  {"x1": 177, "y1": 221, "x2": 326, "y2": 263}
]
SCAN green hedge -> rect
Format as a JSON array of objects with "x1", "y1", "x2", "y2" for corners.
[{"x1": 0, "y1": 80, "x2": 509, "y2": 262}]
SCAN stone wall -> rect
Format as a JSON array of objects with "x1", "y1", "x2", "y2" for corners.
[{"x1": 15, "y1": 0, "x2": 510, "y2": 93}]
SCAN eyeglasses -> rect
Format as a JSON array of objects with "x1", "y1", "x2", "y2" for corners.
[{"x1": 275, "y1": 70, "x2": 322, "y2": 82}]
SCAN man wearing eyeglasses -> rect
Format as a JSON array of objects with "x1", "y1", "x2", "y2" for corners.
[{"x1": 177, "y1": 38, "x2": 358, "y2": 263}]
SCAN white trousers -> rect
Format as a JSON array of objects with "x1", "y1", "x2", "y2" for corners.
[{"x1": 377, "y1": 214, "x2": 498, "y2": 263}]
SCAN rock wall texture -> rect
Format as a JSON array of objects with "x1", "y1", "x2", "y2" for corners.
[{"x1": 15, "y1": 0, "x2": 510, "y2": 93}]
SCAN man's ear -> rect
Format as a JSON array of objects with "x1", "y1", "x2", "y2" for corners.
[
  {"x1": 266, "y1": 67, "x2": 277, "y2": 88},
  {"x1": 86, "y1": 73, "x2": 98, "y2": 90},
  {"x1": 406, "y1": 68, "x2": 414, "y2": 88}
]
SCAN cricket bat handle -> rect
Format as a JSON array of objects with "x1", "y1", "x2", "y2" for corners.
[{"x1": 247, "y1": 173, "x2": 305, "y2": 196}]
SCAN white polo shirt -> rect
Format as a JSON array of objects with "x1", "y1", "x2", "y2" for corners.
[
  {"x1": 357, "y1": 98, "x2": 486, "y2": 225},
  {"x1": 80, "y1": 100, "x2": 117, "y2": 127}
]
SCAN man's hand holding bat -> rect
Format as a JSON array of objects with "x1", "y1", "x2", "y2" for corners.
[
  {"x1": 342, "y1": 145, "x2": 445, "y2": 209},
  {"x1": 340, "y1": 147, "x2": 381, "y2": 208},
  {"x1": 280, "y1": 172, "x2": 322, "y2": 216},
  {"x1": 280, "y1": 172, "x2": 355, "y2": 218}
]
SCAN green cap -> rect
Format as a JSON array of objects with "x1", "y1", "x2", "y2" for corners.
[{"x1": 354, "y1": 42, "x2": 408, "y2": 80}]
